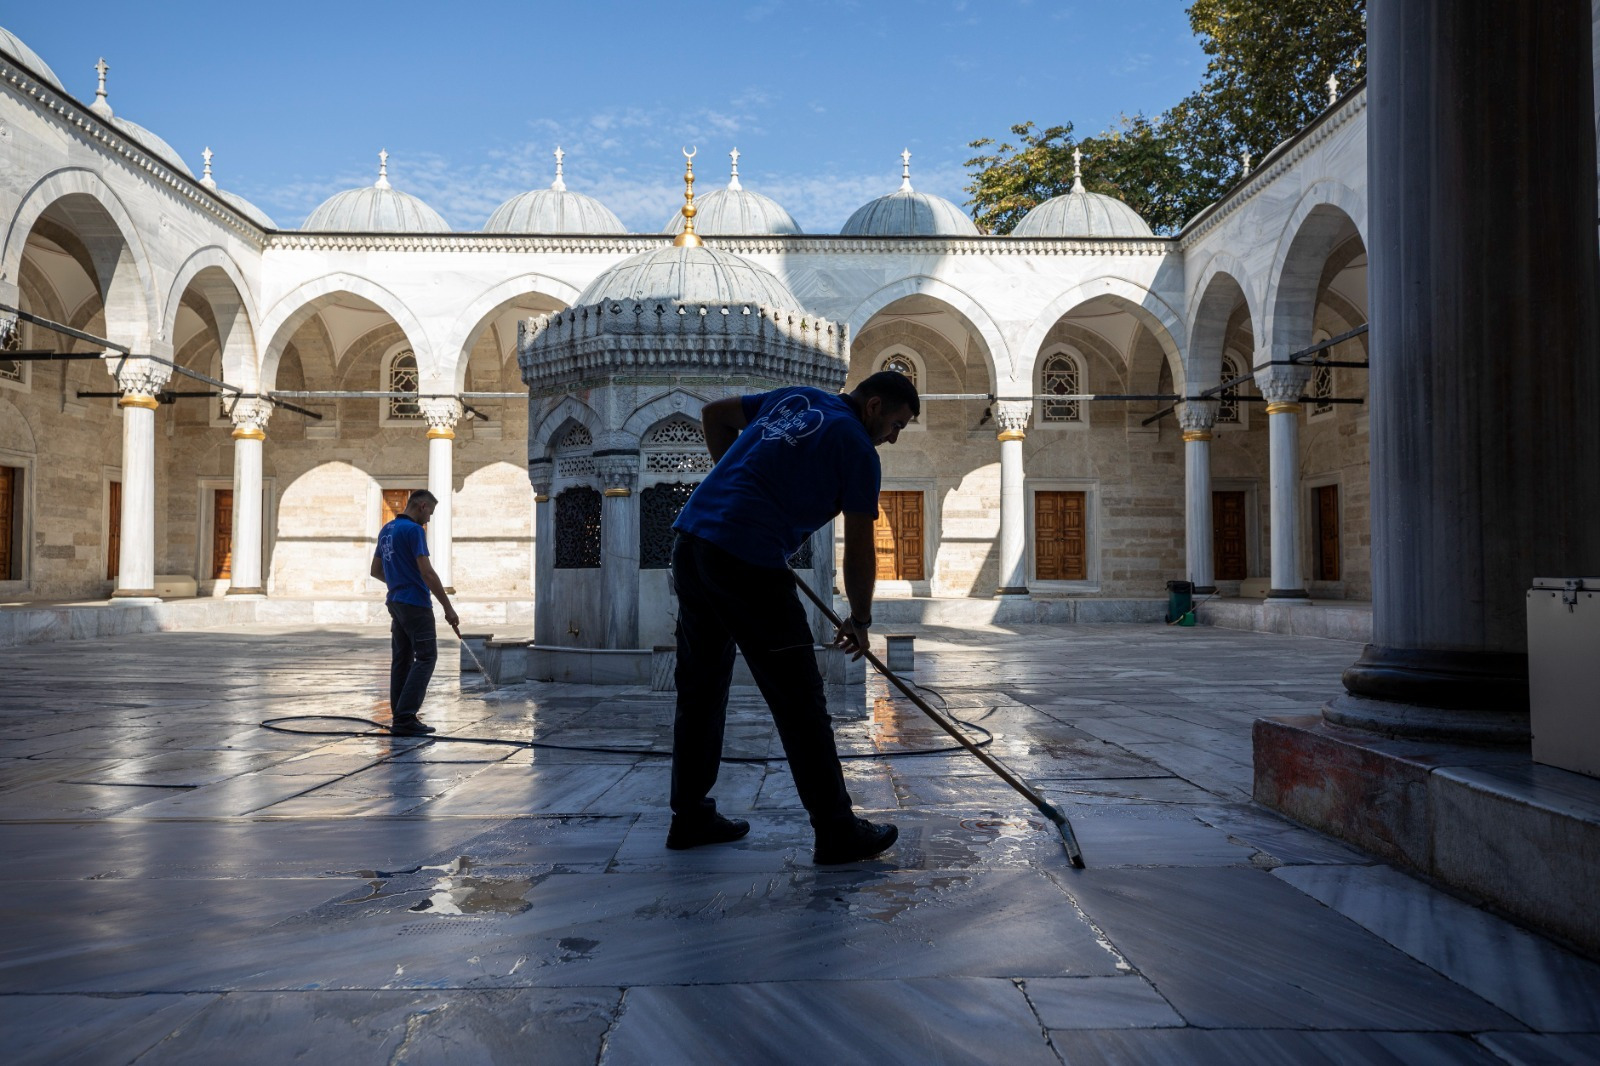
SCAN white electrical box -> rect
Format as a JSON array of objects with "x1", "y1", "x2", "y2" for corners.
[{"x1": 1528, "y1": 577, "x2": 1600, "y2": 778}]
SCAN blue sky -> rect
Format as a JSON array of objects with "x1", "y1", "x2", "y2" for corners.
[{"x1": 5, "y1": 2, "x2": 1206, "y2": 232}]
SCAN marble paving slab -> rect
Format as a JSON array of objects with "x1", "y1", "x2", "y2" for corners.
[
  {"x1": 1021, "y1": 975, "x2": 1185, "y2": 1029},
  {"x1": 1274, "y1": 863, "x2": 1600, "y2": 1031},
  {"x1": 1049, "y1": 1028, "x2": 1503, "y2": 1064},
  {"x1": 606, "y1": 978, "x2": 1059, "y2": 1065},
  {"x1": 1060, "y1": 866, "x2": 1522, "y2": 1030},
  {"x1": 5, "y1": 992, "x2": 222, "y2": 1066}
]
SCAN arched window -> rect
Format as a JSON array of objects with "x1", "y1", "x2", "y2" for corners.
[
  {"x1": 643, "y1": 418, "x2": 712, "y2": 475},
  {"x1": 882, "y1": 352, "x2": 917, "y2": 388},
  {"x1": 1217, "y1": 352, "x2": 1244, "y2": 425},
  {"x1": 1310, "y1": 333, "x2": 1335, "y2": 418},
  {"x1": 385, "y1": 348, "x2": 420, "y2": 421},
  {"x1": 876, "y1": 348, "x2": 924, "y2": 427},
  {"x1": 1040, "y1": 349, "x2": 1085, "y2": 423}
]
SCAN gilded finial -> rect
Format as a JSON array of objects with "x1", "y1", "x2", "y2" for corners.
[
  {"x1": 376, "y1": 149, "x2": 390, "y2": 189},
  {"x1": 552, "y1": 146, "x2": 566, "y2": 191},
  {"x1": 674, "y1": 146, "x2": 702, "y2": 248}
]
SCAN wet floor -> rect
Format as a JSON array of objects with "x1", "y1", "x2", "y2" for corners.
[{"x1": 2, "y1": 621, "x2": 1598, "y2": 1064}]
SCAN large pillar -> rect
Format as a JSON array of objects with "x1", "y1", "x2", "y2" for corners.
[
  {"x1": 1328, "y1": 0, "x2": 1600, "y2": 741},
  {"x1": 1259, "y1": 372, "x2": 1310, "y2": 602},
  {"x1": 995, "y1": 400, "x2": 1031, "y2": 597},
  {"x1": 226, "y1": 399, "x2": 271, "y2": 596},
  {"x1": 1180, "y1": 401, "x2": 1218, "y2": 593},
  {"x1": 599, "y1": 456, "x2": 640, "y2": 648},
  {"x1": 420, "y1": 398, "x2": 462, "y2": 592},
  {"x1": 106, "y1": 355, "x2": 171, "y2": 599}
]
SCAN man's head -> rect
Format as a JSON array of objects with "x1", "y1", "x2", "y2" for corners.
[
  {"x1": 404, "y1": 489, "x2": 439, "y2": 524},
  {"x1": 850, "y1": 370, "x2": 920, "y2": 446}
]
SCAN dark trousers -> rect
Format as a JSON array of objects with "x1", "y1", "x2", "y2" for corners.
[
  {"x1": 387, "y1": 602, "x2": 437, "y2": 718},
  {"x1": 670, "y1": 533, "x2": 854, "y2": 831}
]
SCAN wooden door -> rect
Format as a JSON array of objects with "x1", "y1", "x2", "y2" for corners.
[
  {"x1": 381, "y1": 489, "x2": 412, "y2": 525},
  {"x1": 0, "y1": 466, "x2": 14, "y2": 581},
  {"x1": 873, "y1": 491, "x2": 924, "y2": 580},
  {"x1": 1314, "y1": 484, "x2": 1341, "y2": 581},
  {"x1": 107, "y1": 480, "x2": 121, "y2": 581},
  {"x1": 212, "y1": 489, "x2": 234, "y2": 580},
  {"x1": 1035, "y1": 491, "x2": 1087, "y2": 581},
  {"x1": 1213, "y1": 491, "x2": 1246, "y2": 581}
]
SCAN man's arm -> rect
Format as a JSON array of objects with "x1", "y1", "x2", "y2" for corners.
[
  {"x1": 836, "y1": 510, "x2": 878, "y2": 659},
  {"x1": 416, "y1": 555, "x2": 460, "y2": 631},
  {"x1": 370, "y1": 551, "x2": 385, "y2": 581},
  {"x1": 700, "y1": 397, "x2": 749, "y2": 463}
]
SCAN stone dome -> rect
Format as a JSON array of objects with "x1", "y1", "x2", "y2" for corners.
[
  {"x1": 483, "y1": 149, "x2": 623, "y2": 233},
  {"x1": 0, "y1": 26, "x2": 63, "y2": 92},
  {"x1": 840, "y1": 151, "x2": 978, "y2": 237},
  {"x1": 576, "y1": 243, "x2": 800, "y2": 309},
  {"x1": 1012, "y1": 176, "x2": 1153, "y2": 239},
  {"x1": 662, "y1": 151, "x2": 800, "y2": 236},
  {"x1": 303, "y1": 152, "x2": 450, "y2": 233},
  {"x1": 110, "y1": 117, "x2": 194, "y2": 178},
  {"x1": 219, "y1": 190, "x2": 276, "y2": 229}
]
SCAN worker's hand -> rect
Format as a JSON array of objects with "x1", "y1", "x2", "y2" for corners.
[
  {"x1": 444, "y1": 607, "x2": 460, "y2": 631},
  {"x1": 833, "y1": 617, "x2": 871, "y2": 661}
]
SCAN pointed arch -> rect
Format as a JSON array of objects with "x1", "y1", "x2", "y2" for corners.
[
  {"x1": 845, "y1": 275, "x2": 1005, "y2": 386},
  {"x1": 1021, "y1": 275, "x2": 1188, "y2": 396},
  {"x1": 1186, "y1": 254, "x2": 1258, "y2": 393},
  {"x1": 258, "y1": 273, "x2": 432, "y2": 391},
  {"x1": 621, "y1": 388, "x2": 714, "y2": 440},
  {"x1": 447, "y1": 273, "x2": 582, "y2": 391},
  {"x1": 530, "y1": 395, "x2": 603, "y2": 455},
  {"x1": 1264, "y1": 181, "x2": 1367, "y2": 362},
  {"x1": 2, "y1": 167, "x2": 159, "y2": 352},
  {"x1": 163, "y1": 247, "x2": 261, "y2": 386}
]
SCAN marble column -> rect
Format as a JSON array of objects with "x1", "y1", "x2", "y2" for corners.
[
  {"x1": 1327, "y1": 0, "x2": 1600, "y2": 742},
  {"x1": 1180, "y1": 401, "x2": 1219, "y2": 593},
  {"x1": 1259, "y1": 372, "x2": 1310, "y2": 602},
  {"x1": 599, "y1": 455, "x2": 640, "y2": 649},
  {"x1": 420, "y1": 399, "x2": 462, "y2": 592},
  {"x1": 528, "y1": 460, "x2": 554, "y2": 647},
  {"x1": 995, "y1": 400, "x2": 1031, "y2": 597},
  {"x1": 106, "y1": 355, "x2": 171, "y2": 599},
  {"x1": 225, "y1": 399, "x2": 271, "y2": 596}
]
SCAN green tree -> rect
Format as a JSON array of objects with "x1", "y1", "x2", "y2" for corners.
[{"x1": 965, "y1": 0, "x2": 1367, "y2": 235}]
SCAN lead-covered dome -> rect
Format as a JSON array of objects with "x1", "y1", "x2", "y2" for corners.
[
  {"x1": 303, "y1": 151, "x2": 450, "y2": 232},
  {"x1": 663, "y1": 149, "x2": 800, "y2": 236},
  {"x1": 841, "y1": 150, "x2": 979, "y2": 237},
  {"x1": 198, "y1": 149, "x2": 276, "y2": 229},
  {"x1": 0, "y1": 26, "x2": 64, "y2": 92},
  {"x1": 577, "y1": 243, "x2": 799, "y2": 308},
  {"x1": 485, "y1": 147, "x2": 624, "y2": 234},
  {"x1": 1012, "y1": 164, "x2": 1153, "y2": 239}
]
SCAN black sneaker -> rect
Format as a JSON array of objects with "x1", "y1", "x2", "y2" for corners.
[
  {"x1": 391, "y1": 717, "x2": 437, "y2": 736},
  {"x1": 666, "y1": 813, "x2": 751, "y2": 850},
  {"x1": 813, "y1": 818, "x2": 898, "y2": 865}
]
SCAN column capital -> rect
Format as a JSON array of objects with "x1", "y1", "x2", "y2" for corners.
[
  {"x1": 104, "y1": 354, "x2": 171, "y2": 400},
  {"x1": 229, "y1": 397, "x2": 272, "y2": 439},
  {"x1": 598, "y1": 455, "x2": 638, "y2": 495},
  {"x1": 420, "y1": 396, "x2": 463, "y2": 439},
  {"x1": 1257, "y1": 368, "x2": 1310, "y2": 407},
  {"x1": 1178, "y1": 400, "x2": 1218, "y2": 434},
  {"x1": 994, "y1": 399, "x2": 1031, "y2": 441},
  {"x1": 527, "y1": 458, "x2": 552, "y2": 498}
]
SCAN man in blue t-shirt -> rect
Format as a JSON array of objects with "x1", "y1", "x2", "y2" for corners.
[
  {"x1": 668, "y1": 370, "x2": 919, "y2": 865},
  {"x1": 371, "y1": 489, "x2": 459, "y2": 736}
]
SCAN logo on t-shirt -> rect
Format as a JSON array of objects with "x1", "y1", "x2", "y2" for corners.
[{"x1": 754, "y1": 394, "x2": 824, "y2": 446}]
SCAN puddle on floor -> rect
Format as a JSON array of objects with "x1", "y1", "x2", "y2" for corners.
[{"x1": 407, "y1": 856, "x2": 535, "y2": 915}]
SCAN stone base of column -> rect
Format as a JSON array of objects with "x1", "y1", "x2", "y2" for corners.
[
  {"x1": 1337, "y1": 644, "x2": 1530, "y2": 744},
  {"x1": 1267, "y1": 588, "x2": 1311, "y2": 601},
  {"x1": 1194, "y1": 585, "x2": 1217, "y2": 596},
  {"x1": 1253, "y1": 713, "x2": 1600, "y2": 955},
  {"x1": 224, "y1": 587, "x2": 265, "y2": 597},
  {"x1": 111, "y1": 589, "x2": 159, "y2": 600},
  {"x1": 995, "y1": 586, "x2": 1031, "y2": 598}
]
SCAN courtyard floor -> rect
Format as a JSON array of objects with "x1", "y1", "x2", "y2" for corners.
[{"x1": 1, "y1": 620, "x2": 1598, "y2": 1065}]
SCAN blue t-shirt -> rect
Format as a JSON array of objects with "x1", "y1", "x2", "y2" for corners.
[
  {"x1": 377, "y1": 515, "x2": 431, "y2": 607},
  {"x1": 674, "y1": 387, "x2": 880, "y2": 568}
]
